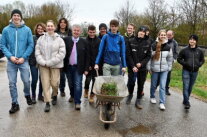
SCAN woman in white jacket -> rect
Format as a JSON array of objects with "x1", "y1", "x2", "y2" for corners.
[
  {"x1": 35, "y1": 20, "x2": 66, "y2": 112},
  {"x1": 147, "y1": 29, "x2": 173, "y2": 110}
]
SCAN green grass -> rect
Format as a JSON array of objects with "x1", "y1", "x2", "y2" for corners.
[
  {"x1": 170, "y1": 60, "x2": 207, "y2": 100},
  {"x1": 146, "y1": 59, "x2": 207, "y2": 100}
]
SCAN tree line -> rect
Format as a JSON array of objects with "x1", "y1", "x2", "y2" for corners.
[
  {"x1": 115, "y1": 0, "x2": 207, "y2": 46},
  {"x1": 0, "y1": 0, "x2": 73, "y2": 34},
  {"x1": 1, "y1": 0, "x2": 207, "y2": 46}
]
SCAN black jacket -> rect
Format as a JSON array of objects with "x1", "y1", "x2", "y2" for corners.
[
  {"x1": 127, "y1": 37, "x2": 151, "y2": 71},
  {"x1": 168, "y1": 39, "x2": 178, "y2": 60},
  {"x1": 177, "y1": 45, "x2": 205, "y2": 72},
  {"x1": 63, "y1": 36, "x2": 90, "y2": 74},
  {"x1": 29, "y1": 35, "x2": 41, "y2": 66},
  {"x1": 86, "y1": 36, "x2": 101, "y2": 67}
]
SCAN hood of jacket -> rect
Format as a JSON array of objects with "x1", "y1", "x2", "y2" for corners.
[{"x1": 9, "y1": 19, "x2": 25, "y2": 28}]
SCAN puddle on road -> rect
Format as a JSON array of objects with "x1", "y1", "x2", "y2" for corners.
[{"x1": 119, "y1": 124, "x2": 153, "y2": 136}]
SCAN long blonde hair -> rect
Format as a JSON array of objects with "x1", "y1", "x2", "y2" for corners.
[{"x1": 153, "y1": 29, "x2": 167, "y2": 61}]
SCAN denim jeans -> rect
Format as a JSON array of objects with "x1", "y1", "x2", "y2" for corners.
[
  {"x1": 182, "y1": 69, "x2": 198, "y2": 105},
  {"x1": 7, "y1": 60, "x2": 31, "y2": 104},
  {"x1": 30, "y1": 65, "x2": 43, "y2": 98},
  {"x1": 59, "y1": 70, "x2": 66, "y2": 92},
  {"x1": 150, "y1": 71, "x2": 168, "y2": 104},
  {"x1": 66, "y1": 65, "x2": 83, "y2": 104}
]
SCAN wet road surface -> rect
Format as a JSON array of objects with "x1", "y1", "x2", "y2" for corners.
[{"x1": 0, "y1": 58, "x2": 207, "y2": 137}]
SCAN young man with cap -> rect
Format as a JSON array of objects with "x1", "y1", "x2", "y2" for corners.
[
  {"x1": 98, "y1": 23, "x2": 107, "y2": 40},
  {"x1": 126, "y1": 26, "x2": 151, "y2": 108},
  {"x1": 0, "y1": 9, "x2": 34, "y2": 114},
  {"x1": 177, "y1": 34, "x2": 205, "y2": 109},
  {"x1": 95, "y1": 19, "x2": 126, "y2": 76}
]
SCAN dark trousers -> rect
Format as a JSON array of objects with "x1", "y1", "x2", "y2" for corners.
[
  {"x1": 84, "y1": 70, "x2": 96, "y2": 95},
  {"x1": 59, "y1": 70, "x2": 66, "y2": 92},
  {"x1": 30, "y1": 65, "x2": 43, "y2": 98},
  {"x1": 127, "y1": 69, "x2": 147, "y2": 99}
]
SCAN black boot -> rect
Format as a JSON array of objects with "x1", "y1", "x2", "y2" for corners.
[
  {"x1": 9, "y1": 103, "x2": 20, "y2": 114},
  {"x1": 135, "y1": 99, "x2": 143, "y2": 109},
  {"x1": 52, "y1": 96, "x2": 57, "y2": 105},
  {"x1": 25, "y1": 95, "x2": 33, "y2": 105},
  {"x1": 44, "y1": 102, "x2": 50, "y2": 112},
  {"x1": 32, "y1": 97, "x2": 36, "y2": 104},
  {"x1": 126, "y1": 94, "x2": 133, "y2": 105}
]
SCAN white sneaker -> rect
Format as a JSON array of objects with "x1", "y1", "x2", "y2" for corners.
[
  {"x1": 159, "y1": 103, "x2": 165, "y2": 110},
  {"x1": 150, "y1": 98, "x2": 156, "y2": 104}
]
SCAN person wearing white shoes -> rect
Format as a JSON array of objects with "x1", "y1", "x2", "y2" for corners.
[{"x1": 147, "y1": 29, "x2": 173, "y2": 110}]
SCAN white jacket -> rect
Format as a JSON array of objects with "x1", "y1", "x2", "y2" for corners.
[{"x1": 35, "y1": 32, "x2": 66, "y2": 68}]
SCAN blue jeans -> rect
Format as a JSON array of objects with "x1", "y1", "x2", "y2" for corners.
[
  {"x1": 30, "y1": 65, "x2": 43, "y2": 98},
  {"x1": 66, "y1": 65, "x2": 83, "y2": 104},
  {"x1": 59, "y1": 70, "x2": 66, "y2": 92},
  {"x1": 150, "y1": 71, "x2": 168, "y2": 104},
  {"x1": 182, "y1": 69, "x2": 198, "y2": 105},
  {"x1": 7, "y1": 60, "x2": 31, "y2": 104}
]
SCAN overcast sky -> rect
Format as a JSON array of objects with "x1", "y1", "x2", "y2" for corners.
[{"x1": 0, "y1": 0, "x2": 175, "y2": 27}]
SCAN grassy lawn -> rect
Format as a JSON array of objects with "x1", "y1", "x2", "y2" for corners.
[{"x1": 170, "y1": 60, "x2": 207, "y2": 100}]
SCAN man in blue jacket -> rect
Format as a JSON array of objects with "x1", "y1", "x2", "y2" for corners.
[
  {"x1": 0, "y1": 9, "x2": 34, "y2": 114},
  {"x1": 94, "y1": 19, "x2": 126, "y2": 75}
]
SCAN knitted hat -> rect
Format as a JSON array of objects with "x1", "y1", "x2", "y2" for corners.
[
  {"x1": 11, "y1": 9, "x2": 22, "y2": 19},
  {"x1": 189, "y1": 34, "x2": 198, "y2": 42},
  {"x1": 99, "y1": 23, "x2": 107, "y2": 30},
  {"x1": 138, "y1": 26, "x2": 147, "y2": 33}
]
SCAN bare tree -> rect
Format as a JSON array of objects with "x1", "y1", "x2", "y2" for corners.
[
  {"x1": 114, "y1": 0, "x2": 137, "y2": 28},
  {"x1": 144, "y1": 0, "x2": 169, "y2": 39}
]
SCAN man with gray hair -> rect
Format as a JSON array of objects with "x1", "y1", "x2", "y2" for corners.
[
  {"x1": 166, "y1": 30, "x2": 178, "y2": 95},
  {"x1": 63, "y1": 24, "x2": 89, "y2": 110}
]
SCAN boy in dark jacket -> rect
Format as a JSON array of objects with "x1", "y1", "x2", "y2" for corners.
[
  {"x1": 95, "y1": 19, "x2": 126, "y2": 75},
  {"x1": 84, "y1": 25, "x2": 101, "y2": 103},
  {"x1": 126, "y1": 26, "x2": 151, "y2": 108},
  {"x1": 177, "y1": 34, "x2": 205, "y2": 109}
]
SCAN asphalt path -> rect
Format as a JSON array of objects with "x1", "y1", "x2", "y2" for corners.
[{"x1": 0, "y1": 58, "x2": 207, "y2": 137}]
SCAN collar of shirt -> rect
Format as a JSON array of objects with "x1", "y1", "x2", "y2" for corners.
[{"x1": 72, "y1": 37, "x2": 79, "y2": 43}]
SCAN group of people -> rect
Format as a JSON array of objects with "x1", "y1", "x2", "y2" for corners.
[{"x1": 0, "y1": 9, "x2": 205, "y2": 114}]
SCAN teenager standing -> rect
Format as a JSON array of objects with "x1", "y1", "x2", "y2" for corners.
[
  {"x1": 35, "y1": 20, "x2": 66, "y2": 112},
  {"x1": 0, "y1": 9, "x2": 34, "y2": 114}
]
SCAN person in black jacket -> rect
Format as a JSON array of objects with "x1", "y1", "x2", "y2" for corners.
[
  {"x1": 64, "y1": 24, "x2": 89, "y2": 110},
  {"x1": 98, "y1": 23, "x2": 107, "y2": 40},
  {"x1": 83, "y1": 25, "x2": 101, "y2": 103},
  {"x1": 29, "y1": 23, "x2": 46, "y2": 103},
  {"x1": 56, "y1": 18, "x2": 72, "y2": 97},
  {"x1": 126, "y1": 26, "x2": 151, "y2": 109},
  {"x1": 177, "y1": 34, "x2": 205, "y2": 109},
  {"x1": 124, "y1": 23, "x2": 135, "y2": 44}
]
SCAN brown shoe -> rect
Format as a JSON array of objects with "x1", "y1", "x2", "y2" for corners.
[
  {"x1": 89, "y1": 94, "x2": 95, "y2": 103},
  {"x1": 84, "y1": 89, "x2": 89, "y2": 98},
  {"x1": 68, "y1": 97, "x2": 74, "y2": 103},
  {"x1": 75, "y1": 104, "x2": 81, "y2": 110}
]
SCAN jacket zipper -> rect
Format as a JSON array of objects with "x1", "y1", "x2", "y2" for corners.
[
  {"x1": 192, "y1": 50, "x2": 194, "y2": 72},
  {"x1": 15, "y1": 28, "x2": 18, "y2": 57},
  {"x1": 160, "y1": 51, "x2": 162, "y2": 72}
]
